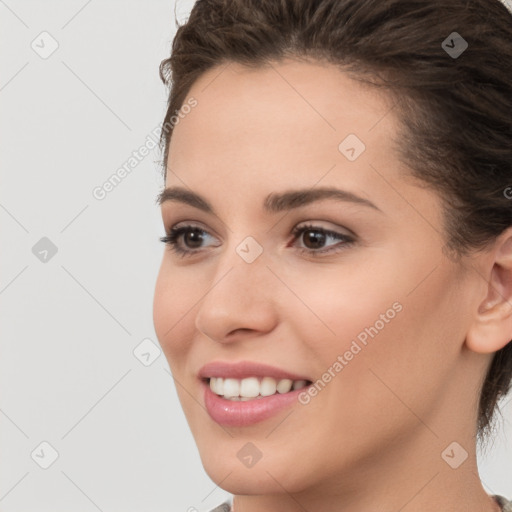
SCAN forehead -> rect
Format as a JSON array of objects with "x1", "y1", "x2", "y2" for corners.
[{"x1": 166, "y1": 59, "x2": 401, "y2": 196}]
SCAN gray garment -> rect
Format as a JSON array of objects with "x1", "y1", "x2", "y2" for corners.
[
  {"x1": 495, "y1": 494, "x2": 512, "y2": 512},
  {"x1": 206, "y1": 494, "x2": 512, "y2": 511},
  {"x1": 207, "y1": 501, "x2": 231, "y2": 512}
]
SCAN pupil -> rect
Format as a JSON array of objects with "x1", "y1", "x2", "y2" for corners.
[
  {"x1": 304, "y1": 230, "x2": 325, "y2": 249},
  {"x1": 185, "y1": 229, "x2": 203, "y2": 248}
]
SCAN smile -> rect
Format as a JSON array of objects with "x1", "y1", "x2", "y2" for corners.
[{"x1": 207, "y1": 376, "x2": 312, "y2": 400}]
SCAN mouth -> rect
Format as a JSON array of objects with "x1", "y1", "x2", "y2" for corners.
[
  {"x1": 198, "y1": 360, "x2": 315, "y2": 426},
  {"x1": 201, "y1": 376, "x2": 315, "y2": 427},
  {"x1": 201, "y1": 376, "x2": 314, "y2": 401}
]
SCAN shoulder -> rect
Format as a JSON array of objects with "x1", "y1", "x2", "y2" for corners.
[
  {"x1": 493, "y1": 495, "x2": 512, "y2": 512},
  {"x1": 205, "y1": 495, "x2": 512, "y2": 511}
]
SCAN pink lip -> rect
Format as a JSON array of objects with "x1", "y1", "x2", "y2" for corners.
[
  {"x1": 198, "y1": 360, "x2": 311, "y2": 381},
  {"x1": 198, "y1": 361, "x2": 313, "y2": 427},
  {"x1": 202, "y1": 379, "x2": 311, "y2": 427}
]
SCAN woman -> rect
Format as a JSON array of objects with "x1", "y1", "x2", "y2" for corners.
[{"x1": 153, "y1": 0, "x2": 512, "y2": 510}]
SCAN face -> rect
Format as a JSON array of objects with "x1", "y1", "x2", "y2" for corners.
[{"x1": 153, "y1": 59, "x2": 489, "y2": 497}]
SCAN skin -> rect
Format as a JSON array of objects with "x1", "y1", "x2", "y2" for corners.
[{"x1": 153, "y1": 58, "x2": 512, "y2": 512}]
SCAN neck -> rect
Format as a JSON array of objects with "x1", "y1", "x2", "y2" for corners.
[{"x1": 231, "y1": 428, "x2": 500, "y2": 512}]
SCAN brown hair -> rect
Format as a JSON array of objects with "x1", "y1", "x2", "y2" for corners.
[{"x1": 158, "y1": 0, "x2": 512, "y2": 444}]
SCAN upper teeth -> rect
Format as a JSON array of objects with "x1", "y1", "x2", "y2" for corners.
[{"x1": 209, "y1": 377, "x2": 309, "y2": 400}]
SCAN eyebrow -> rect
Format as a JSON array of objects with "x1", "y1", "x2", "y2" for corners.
[{"x1": 156, "y1": 186, "x2": 381, "y2": 214}]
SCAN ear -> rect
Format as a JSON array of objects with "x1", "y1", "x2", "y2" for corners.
[{"x1": 466, "y1": 228, "x2": 512, "y2": 354}]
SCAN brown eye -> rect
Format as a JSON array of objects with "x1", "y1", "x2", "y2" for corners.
[
  {"x1": 160, "y1": 222, "x2": 355, "y2": 258},
  {"x1": 182, "y1": 228, "x2": 205, "y2": 248},
  {"x1": 159, "y1": 224, "x2": 217, "y2": 256},
  {"x1": 301, "y1": 229, "x2": 327, "y2": 249},
  {"x1": 291, "y1": 223, "x2": 355, "y2": 256}
]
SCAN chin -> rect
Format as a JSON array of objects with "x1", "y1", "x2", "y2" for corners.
[{"x1": 199, "y1": 446, "x2": 311, "y2": 496}]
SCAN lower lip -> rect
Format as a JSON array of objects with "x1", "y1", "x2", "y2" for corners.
[{"x1": 202, "y1": 379, "x2": 310, "y2": 427}]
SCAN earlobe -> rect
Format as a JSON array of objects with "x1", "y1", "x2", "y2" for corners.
[
  {"x1": 467, "y1": 305, "x2": 512, "y2": 354},
  {"x1": 466, "y1": 229, "x2": 512, "y2": 355}
]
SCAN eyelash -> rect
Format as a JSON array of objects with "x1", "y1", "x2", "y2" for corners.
[{"x1": 159, "y1": 223, "x2": 355, "y2": 258}]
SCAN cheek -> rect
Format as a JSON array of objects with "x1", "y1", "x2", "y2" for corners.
[
  {"x1": 153, "y1": 261, "x2": 197, "y2": 363},
  {"x1": 284, "y1": 265, "x2": 404, "y2": 363},
  {"x1": 286, "y1": 261, "x2": 461, "y2": 427}
]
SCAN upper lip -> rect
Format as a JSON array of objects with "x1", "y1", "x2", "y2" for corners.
[{"x1": 198, "y1": 360, "x2": 312, "y2": 382}]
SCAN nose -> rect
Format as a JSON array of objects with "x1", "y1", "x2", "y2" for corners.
[{"x1": 194, "y1": 244, "x2": 279, "y2": 344}]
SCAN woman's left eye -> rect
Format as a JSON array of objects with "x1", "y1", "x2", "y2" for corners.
[
  {"x1": 159, "y1": 223, "x2": 355, "y2": 258},
  {"x1": 290, "y1": 223, "x2": 355, "y2": 256}
]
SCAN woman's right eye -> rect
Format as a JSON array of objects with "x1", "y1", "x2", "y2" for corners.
[{"x1": 159, "y1": 224, "x2": 217, "y2": 257}]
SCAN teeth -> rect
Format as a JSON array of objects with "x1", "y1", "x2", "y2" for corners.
[
  {"x1": 222, "y1": 377, "x2": 240, "y2": 398},
  {"x1": 260, "y1": 376, "x2": 277, "y2": 396},
  {"x1": 292, "y1": 379, "x2": 309, "y2": 390},
  {"x1": 209, "y1": 376, "x2": 310, "y2": 400},
  {"x1": 276, "y1": 378, "x2": 293, "y2": 393}
]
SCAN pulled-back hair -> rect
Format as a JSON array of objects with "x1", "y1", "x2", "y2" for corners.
[{"x1": 158, "y1": 0, "x2": 512, "y2": 444}]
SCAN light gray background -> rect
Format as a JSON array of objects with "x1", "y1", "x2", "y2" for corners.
[{"x1": 1, "y1": 1, "x2": 511, "y2": 511}]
